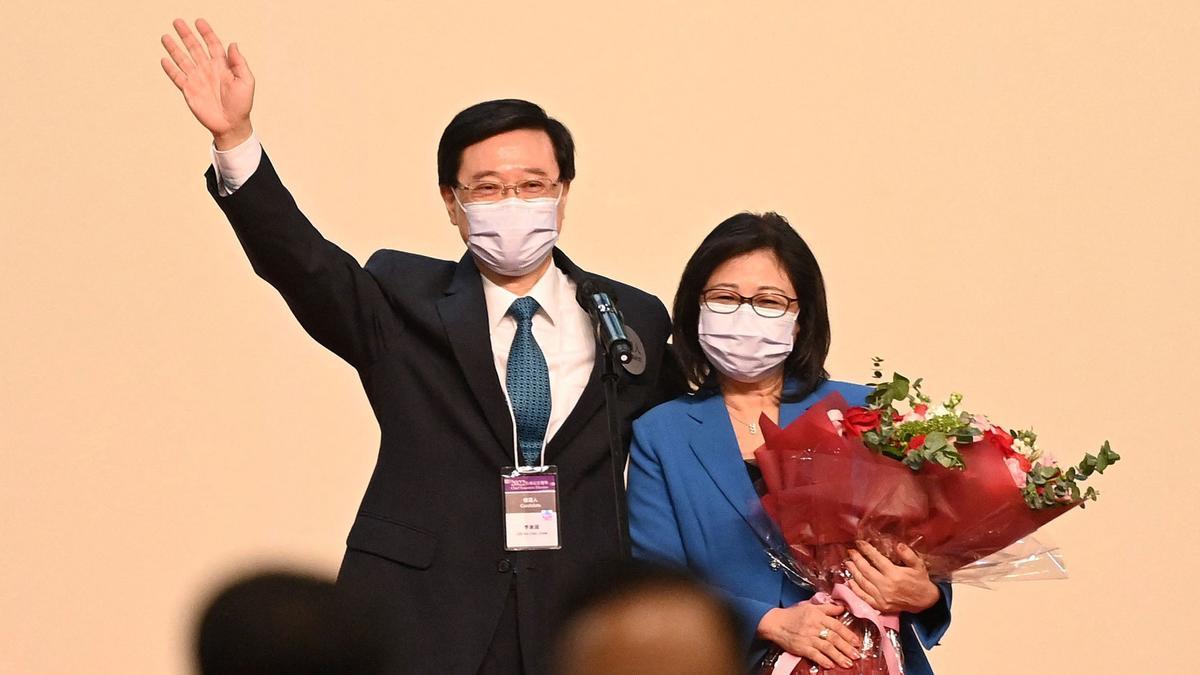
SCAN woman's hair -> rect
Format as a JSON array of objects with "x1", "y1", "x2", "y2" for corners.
[{"x1": 671, "y1": 211, "x2": 831, "y2": 401}]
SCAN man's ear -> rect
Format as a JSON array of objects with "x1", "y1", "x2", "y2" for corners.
[
  {"x1": 556, "y1": 181, "x2": 572, "y2": 226},
  {"x1": 440, "y1": 185, "x2": 459, "y2": 227}
]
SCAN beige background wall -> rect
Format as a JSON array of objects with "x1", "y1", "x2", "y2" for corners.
[{"x1": 2, "y1": 1, "x2": 1196, "y2": 673}]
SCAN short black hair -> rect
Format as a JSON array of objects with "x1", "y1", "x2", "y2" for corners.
[
  {"x1": 671, "y1": 212, "x2": 831, "y2": 401},
  {"x1": 437, "y1": 99, "x2": 576, "y2": 187}
]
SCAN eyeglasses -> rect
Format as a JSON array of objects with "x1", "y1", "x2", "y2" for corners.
[
  {"x1": 701, "y1": 288, "x2": 798, "y2": 319},
  {"x1": 455, "y1": 178, "x2": 562, "y2": 203}
]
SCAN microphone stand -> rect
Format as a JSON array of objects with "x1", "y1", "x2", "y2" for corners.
[{"x1": 600, "y1": 345, "x2": 631, "y2": 558}]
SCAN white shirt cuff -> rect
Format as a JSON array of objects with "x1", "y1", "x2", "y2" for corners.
[{"x1": 210, "y1": 133, "x2": 263, "y2": 197}]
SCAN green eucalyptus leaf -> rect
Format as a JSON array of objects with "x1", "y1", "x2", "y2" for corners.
[
  {"x1": 1078, "y1": 453, "x2": 1098, "y2": 476},
  {"x1": 1096, "y1": 442, "x2": 1120, "y2": 473},
  {"x1": 867, "y1": 385, "x2": 891, "y2": 407}
]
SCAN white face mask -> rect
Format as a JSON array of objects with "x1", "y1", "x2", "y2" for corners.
[
  {"x1": 698, "y1": 304, "x2": 798, "y2": 383},
  {"x1": 456, "y1": 193, "x2": 561, "y2": 277}
]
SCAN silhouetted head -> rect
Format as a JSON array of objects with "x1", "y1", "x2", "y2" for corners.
[
  {"x1": 194, "y1": 569, "x2": 396, "y2": 675},
  {"x1": 554, "y1": 560, "x2": 743, "y2": 675}
]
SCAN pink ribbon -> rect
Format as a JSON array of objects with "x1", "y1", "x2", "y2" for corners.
[
  {"x1": 769, "y1": 584, "x2": 903, "y2": 675},
  {"x1": 813, "y1": 583, "x2": 902, "y2": 675}
]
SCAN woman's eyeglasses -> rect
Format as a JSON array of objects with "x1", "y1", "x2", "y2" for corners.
[{"x1": 701, "y1": 289, "x2": 798, "y2": 319}]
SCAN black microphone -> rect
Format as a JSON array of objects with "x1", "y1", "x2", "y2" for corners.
[{"x1": 576, "y1": 280, "x2": 634, "y2": 365}]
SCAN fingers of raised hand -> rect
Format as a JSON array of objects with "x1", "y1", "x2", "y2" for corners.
[
  {"x1": 194, "y1": 18, "x2": 227, "y2": 63},
  {"x1": 173, "y1": 19, "x2": 211, "y2": 66},
  {"x1": 227, "y1": 43, "x2": 253, "y2": 80},
  {"x1": 160, "y1": 57, "x2": 187, "y2": 89},
  {"x1": 161, "y1": 34, "x2": 195, "y2": 73}
]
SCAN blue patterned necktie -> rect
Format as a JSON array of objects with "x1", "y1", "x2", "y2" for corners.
[{"x1": 506, "y1": 297, "x2": 551, "y2": 467}]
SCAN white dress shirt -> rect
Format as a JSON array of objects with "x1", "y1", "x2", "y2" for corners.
[
  {"x1": 210, "y1": 133, "x2": 263, "y2": 196},
  {"x1": 211, "y1": 136, "x2": 597, "y2": 465},
  {"x1": 479, "y1": 263, "x2": 596, "y2": 463}
]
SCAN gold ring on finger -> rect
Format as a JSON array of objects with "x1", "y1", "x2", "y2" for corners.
[{"x1": 818, "y1": 628, "x2": 831, "y2": 640}]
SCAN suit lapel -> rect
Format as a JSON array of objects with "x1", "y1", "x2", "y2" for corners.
[
  {"x1": 436, "y1": 254, "x2": 514, "y2": 463},
  {"x1": 687, "y1": 394, "x2": 762, "y2": 526},
  {"x1": 544, "y1": 350, "x2": 605, "y2": 461},
  {"x1": 544, "y1": 250, "x2": 605, "y2": 461}
]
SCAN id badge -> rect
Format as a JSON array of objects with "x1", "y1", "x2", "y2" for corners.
[{"x1": 500, "y1": 466, "x2": 561, "y2": 551}]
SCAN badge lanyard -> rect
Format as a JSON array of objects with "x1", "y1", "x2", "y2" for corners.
[{"x1": 499, "y1": 386, "x2": 561, "y2": 551}]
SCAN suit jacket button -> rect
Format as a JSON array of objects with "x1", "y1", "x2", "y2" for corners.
[{"x1": 497, "y1": 559, "x2": 513, "y2": 573}]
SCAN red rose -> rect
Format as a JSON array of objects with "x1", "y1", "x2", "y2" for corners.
[
  {"x1": 906, "y1": 434, "x2": 927, "y2": 453},
  {"x1": 984, "y1": 427, "x2": 1014, "y2": 453},
  {"x1": 913, "y1": 403, "x2": 929, "y2": 417},
  {"x1": 843, "y1": 407, "x2": 882, "y2": 437},
  {"x1": 985, "y1": 427, "x2": 1031, "y2": 472}
]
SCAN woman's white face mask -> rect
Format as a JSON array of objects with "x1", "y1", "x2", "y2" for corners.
[
  {"x1": 456, "y1": 193, "x2": 561, "y2": 277},
  {"x1": 698, "y1": 304, "x2": 798, "y2": 383}
]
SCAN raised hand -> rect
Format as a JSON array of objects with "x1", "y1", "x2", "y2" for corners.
[{"x1": 160, "y1": 18, "x2": 255, "y2": 149}]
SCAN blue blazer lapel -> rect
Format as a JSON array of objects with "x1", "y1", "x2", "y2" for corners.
[
  {"x1": 686, "y1": 394, "x2": 762, "y2": 527},
  {"x1": 687, "y1": 387, "x2": 834, "y2": 532}
]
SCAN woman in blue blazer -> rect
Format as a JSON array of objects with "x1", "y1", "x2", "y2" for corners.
[{"x1": 628, "y1": 212, "x2": 951, "y2": 673}]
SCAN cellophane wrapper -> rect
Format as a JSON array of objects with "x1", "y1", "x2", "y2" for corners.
[{"x1": 751, "y1": 392, "x2": 1076, "y2": 675}]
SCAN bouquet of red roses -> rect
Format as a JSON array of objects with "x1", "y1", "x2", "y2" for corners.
[{"x1": 753, "y1": 363, "x2": 1119, "y2": 675}]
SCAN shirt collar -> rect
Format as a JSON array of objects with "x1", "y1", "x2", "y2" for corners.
[{"x1": 481, "y1": 261, "x2": 568, "y2": 329}]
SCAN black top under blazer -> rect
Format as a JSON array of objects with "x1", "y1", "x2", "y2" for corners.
[{"x1": 205, "y1": 152, "x2": 679, "y2": 675}]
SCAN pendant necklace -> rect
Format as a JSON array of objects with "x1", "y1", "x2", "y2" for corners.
[{"x1": 726, "y1": 407, "x2": 762, "y2": 435}]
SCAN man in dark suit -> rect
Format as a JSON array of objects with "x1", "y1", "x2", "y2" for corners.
[{"x1": 161, "y1": 18, "x2": 679, "y2": 675}]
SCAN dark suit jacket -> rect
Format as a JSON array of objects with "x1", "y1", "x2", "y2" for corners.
[
  {"x1": 206, "y1": 152, "x2": 677, "y2": 675},
  {"x1": 628, "y1": 380, "x2": 952, "y2": 674}
]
